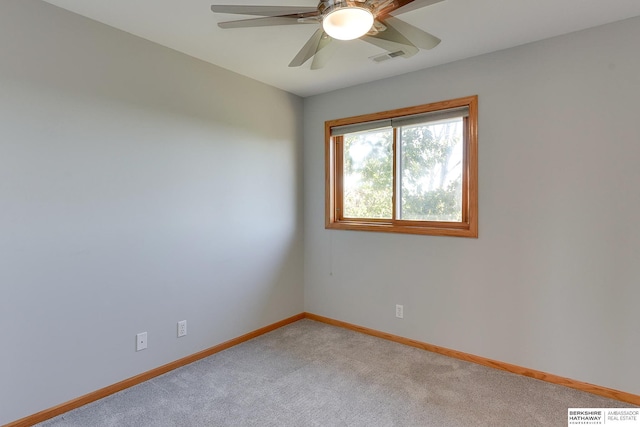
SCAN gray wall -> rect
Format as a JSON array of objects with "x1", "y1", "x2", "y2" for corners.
[
  {"x1": 2, "y1": 1, "x2": 639, "y2": 424},
  {"x1": 304, "y1": 17, "x2": 640, "y2": 396},
  {"x1": 0, "y1": 1, "x2": 303, "y2": 424}
]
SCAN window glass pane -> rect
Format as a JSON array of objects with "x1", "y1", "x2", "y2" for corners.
[
  {"x1": 399, "y1": 118, "x2": 463, "y2": 222},
  {"x1": 343, "y1": 128, "x2": 393, "y2": 219}
]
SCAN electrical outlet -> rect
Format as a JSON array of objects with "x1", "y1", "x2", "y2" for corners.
[
  {"x1": 136, "y1": 332, "x2": 147, "y2": 351},
  {"x1": 178, "y1": 320, "x2": 187, "y2": 338},
  {"x1": 396, "y1": 304, "x2": 404, "y2": 319}
]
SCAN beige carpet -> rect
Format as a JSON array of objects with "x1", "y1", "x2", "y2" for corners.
[{"x1": 37, "y1": 319, "x2": 635, "y2": 426}]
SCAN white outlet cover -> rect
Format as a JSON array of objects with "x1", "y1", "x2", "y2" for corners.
[
  {"x1": 178, "y1": 320, "x2": 187, "y2": 337},
  {"x1": 136, "y1": 332, "x2": 148, "y2": 351}
]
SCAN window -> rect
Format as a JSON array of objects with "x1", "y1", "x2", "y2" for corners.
[{"x1": 325, "y1": 96, "x2": 478, "y2": 237}]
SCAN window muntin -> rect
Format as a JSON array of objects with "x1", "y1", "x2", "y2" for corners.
[{"x1": 326, "y1": 96, "x2": 478, "y2": 237}]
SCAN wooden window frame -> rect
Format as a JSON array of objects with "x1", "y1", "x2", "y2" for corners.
[{"x1": 325, "y1": 95, "x2": 478, "y2": 237}]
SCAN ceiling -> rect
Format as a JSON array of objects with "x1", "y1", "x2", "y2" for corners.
[{"x1": 42, "y1": 0, "x2": 640, "y2": 97}]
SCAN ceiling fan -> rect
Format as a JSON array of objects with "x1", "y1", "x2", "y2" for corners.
[{"x1": 211, "y1": 0, "x2": 443, "y2": 69}]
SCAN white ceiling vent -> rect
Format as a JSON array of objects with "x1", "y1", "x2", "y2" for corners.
[{"x1": 370, "y1": 50, "x2": 408, "y2": 63}]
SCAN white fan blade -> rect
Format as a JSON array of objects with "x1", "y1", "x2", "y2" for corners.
[
  {"x1": 389, "y1": 0, "x2": 444, "y2": 16},
  {"x1": 289, "y1": 29, "x2": 324, "y2": 67},
  {"x1": 211, "y1": 5, "x2": 318, "y2": 17},
  {"x1": 311, "y1": 33, "x2": 335, "y2": 70},
  {"x1": 383, "y1": 16, "x2": 441, "y2": 50},
  {"x1": 218, "y1": 16, "x2": 307, "y2": 29}
]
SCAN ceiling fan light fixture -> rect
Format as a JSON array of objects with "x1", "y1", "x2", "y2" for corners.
[{"x1": 322, "y1": 6, "x2": 374, "y2": 41}]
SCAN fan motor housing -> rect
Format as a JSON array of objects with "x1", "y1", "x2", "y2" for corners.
[{"x1": 318, "y1": 0, "x2": 371, "y2": 16}]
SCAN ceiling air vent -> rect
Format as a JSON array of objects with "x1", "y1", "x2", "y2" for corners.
[{"x1": 370, "y1": 50, "x2": 407, "y2": 63}]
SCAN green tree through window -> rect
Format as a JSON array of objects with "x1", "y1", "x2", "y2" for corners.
[
  {"x1": 343, "y1": 129, "x2": 393, "y2": 219},
  {"x1": 399, "y1": 119, "x2": 462, "y2": 221}
]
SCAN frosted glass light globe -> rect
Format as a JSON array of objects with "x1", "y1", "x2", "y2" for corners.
[{"x1": 322, "y1": 7, "x2": 374, "y2": 41}]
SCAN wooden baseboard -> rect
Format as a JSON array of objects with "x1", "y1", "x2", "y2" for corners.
[
  {"x1": 4, "y1": 313, "x2": 305, "y2": 427},
  {"x1": 7, "y1": 311, "x2": 638, "y2": 426},
  {"x1": 303, "y1": 312, "x2": 640, "y2": 406}
]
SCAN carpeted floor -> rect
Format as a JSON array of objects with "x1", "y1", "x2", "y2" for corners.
[{"x1": 37, "y1": 319, "x2": 634, "y2": 426}]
